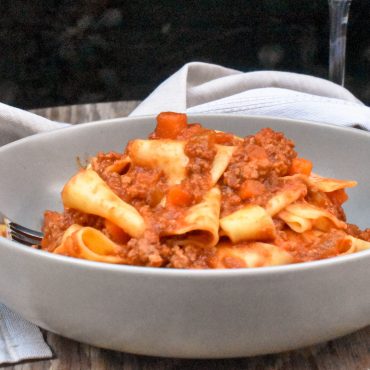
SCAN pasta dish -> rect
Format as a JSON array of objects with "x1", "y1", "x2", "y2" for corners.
[{"x1": 39, "y1": 112, "x2": 370, "y2": 268}]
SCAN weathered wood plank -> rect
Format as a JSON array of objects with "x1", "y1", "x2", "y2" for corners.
[
  {"x1": 5, "y1": 326, "x2": 369, "y2": 370},
  {"x1": 30, "y1": 100, "x2": 141, "y2": 124}
]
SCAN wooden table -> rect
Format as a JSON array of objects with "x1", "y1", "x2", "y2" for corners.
[{"x1": 7, "y1": 101, "x2": 369, "y2": 369}]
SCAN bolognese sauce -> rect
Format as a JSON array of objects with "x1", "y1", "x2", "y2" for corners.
[{"x1": 40, "y1": 112, "x2": 370, "y2": 268}]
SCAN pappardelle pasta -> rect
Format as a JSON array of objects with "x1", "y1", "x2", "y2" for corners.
[{"x1": 40, "y1": 112, "x2": 370, "y2": 268}]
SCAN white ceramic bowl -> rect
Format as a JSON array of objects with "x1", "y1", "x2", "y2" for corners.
[{"x1": 0, "y1": 115, "x2": 369, "y2": 358}]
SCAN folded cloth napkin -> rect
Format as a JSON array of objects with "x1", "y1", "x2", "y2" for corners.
[
  {"x1": 130, "y1": 62, "x2": 370, "y2": 130},
  {"x1": 0, "y1": 102, "x2": 68, "y2": 146},
  {"x1": 1, "y1": 61, "x2": 370, "y2": 365},
  {"x1": 0, "y1": 304, "x2": 52, "y2": 364}
]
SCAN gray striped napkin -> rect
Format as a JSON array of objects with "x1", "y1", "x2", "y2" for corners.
[
  {"x1": 130, "y1": 62, "x2": 370, "y2": 130},
  {"x1": 0, "y1": 304, "x2": 52, "y2": 364}
]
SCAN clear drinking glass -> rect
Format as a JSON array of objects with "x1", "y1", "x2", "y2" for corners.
[{"x1": 328, "y1": 0, "x2": 352, "y2": 85}]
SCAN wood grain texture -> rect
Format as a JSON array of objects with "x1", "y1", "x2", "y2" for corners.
[
  {"x1": 8, "y1": 101, "x2": 368, "y2": 370},
  {"x1": 30, "y1": 100, "x2": 141, "y2": 124},
  {"x1": 5, "y1": 327, "x2": 370, "y2": 370}
]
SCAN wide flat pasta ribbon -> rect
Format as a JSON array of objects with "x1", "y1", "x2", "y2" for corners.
[
  {"x1": 62, "y1": 169, "x2": 145, "y2": 238},
  {"x1": 162, "y1": 187, "x2": 221, "y2": 247},
  {"x1": 277, "y1": 210, "x2": 312, "y2": 233},
  {"x1": 265, "y1": 182, "x2": 307, "y2": 216},
  {"x1": 215, "y1": 242, "x2": 294, "y2": 268},
  {"x1": 308, "y1": 174, "x2": 357, "y2": 192},
  {"x1": 279, "y1": 202, "x2": 347, "y2": 232},
  {"x1": 340, "y1": 235, "x2": 370, "y2": 254},
  {"x1": 283, "y1": 173, "x2": 357, "y2": 193},
  {"x1": 220, "y1": 205, "x2": 276, "y2": 243},
  {"x1": 129, "y1": 139, "x2": 235, "y2": 188},
  {"x1": 210, "y1": 145, "x2": 236, "y2": 185},
  {"x1": 128, "y1": 139, "x2": 188, "y2": 185},
  {"x1": 55, "y1": 224, "x2": 126, "y2": 263},
  {"x1": 0, "y1": 224, "x2": 6, "y2": 238}
]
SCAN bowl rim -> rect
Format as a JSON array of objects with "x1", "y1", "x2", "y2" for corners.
[
  {"x1": 1, "y1": 113, "x2": 370, "y2": 153},
  {"x1": 1, "y1": 236, "x2": 369, "y2": 277},
  {"x1": 1, "y1": 113, "x2": 370, "y2": 277}
]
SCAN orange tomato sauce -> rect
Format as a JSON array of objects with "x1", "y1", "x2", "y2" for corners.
[{"x1": 41, "y1": 112, "x2": 370, "y2": 268}]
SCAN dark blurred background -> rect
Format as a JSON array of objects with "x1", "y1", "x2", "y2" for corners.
[{"x1": 1, "y1": 0, "x2": 369, "y2": 110}]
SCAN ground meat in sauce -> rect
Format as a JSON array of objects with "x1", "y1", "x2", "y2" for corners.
[
  {"x1": 93, "y1": 151, "x2": 168, "y2": 208},
  {"x1": 42, "y1": 209, "x2": 104, "y2": 252},
  {"x1": 92, "y1": 152, "x2": 125, "y2": 176},
  {"x1": 119, "y1": 231, "x2": 214, "y2": 269},
  {"x1": 346, "y1": 224, "x2": 370, "y2": 242},
  {"x1": 166, "y1": 245, "x2": 215, "y2": 269},
  {"x1": 220, "y1": 128, "x2": 297, "y2": 216},
  {"x1": 220, "y1": 174, "x2": 304, "y2": 217},
  {"x1": 276, "y1": 229, "x2": 349, "y2": 262},
  {"x1": 223, "y1": 128, "x2": 296, "y2": 189},
  {"x1": 40, "y1": 119, "x2": 369, "y2": 268},
  {"x1": 124, "y1": 231, "x2": 169, "y2": 267},
  {"x1": 183, "y1": 132, "x2": 216, "y2": 203},
  {"x1": 307, "y1": 190, "x2": 346, "y2": 221},
  {"x1": 119, "y1": 167, "x2": 167, "y2": 207}
]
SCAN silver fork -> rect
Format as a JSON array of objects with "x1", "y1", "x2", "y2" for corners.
[{"x1": 1, "y1": 212, "x2": 43, "y2": 246}]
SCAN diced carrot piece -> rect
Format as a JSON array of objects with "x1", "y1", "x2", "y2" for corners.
[
  {"x1": 336, "y1": 237, "x2": 352, "y2": 254},
  {"x1": 154, "y1": 112, "x2": 188, "y2": 139},
  {"x1": 289, "y1": 158, "x2": 313, "y2": 176},
  {"x1": 148, "y1": 188, "x2": 164, "y2": 207},
  {"x1": 248, "y1": 145, "x2": 267, "y2": 160},
  {"x1": 238, "y1": 180, "x2": 265, "y2": 200},
  {"x1": 328, "y1": 189, "x2": 348, "y2": 205},
  {"x1": 104, "y1": 219, "x2": 130, "y2": 244},
  {"x1": 213, "y1": 131, "x2": 236, "y2": 145},
  {"x1": 167, "y1": 185, "x2": 193, "y2": 207},
  {"x1": 222, "y1": 256, "x2": 247, "y2": 268}
]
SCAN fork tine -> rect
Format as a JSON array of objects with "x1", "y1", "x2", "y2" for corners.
[
  {"x1": 2, "y1": 215, "x2": 43, "y2": 246},
  {"x1": 10, "y1": 233, "x2": 39, "y2": 246},
  {"x1": 6, "y1": 220, "x2": 43, "y2": 239}
]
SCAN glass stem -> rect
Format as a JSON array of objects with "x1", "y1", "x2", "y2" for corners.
[{"x1": 328, "y1": 0, "x2": 351, "y2": 86}]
